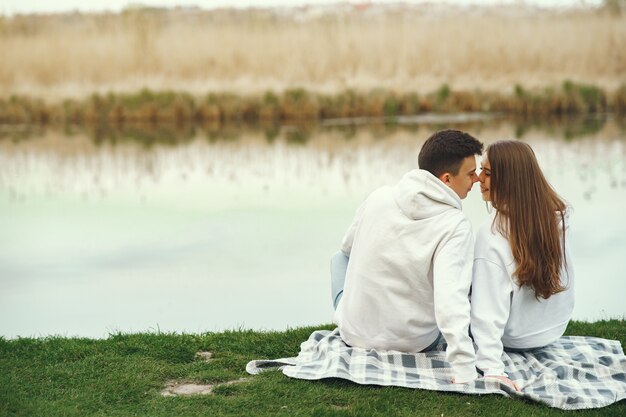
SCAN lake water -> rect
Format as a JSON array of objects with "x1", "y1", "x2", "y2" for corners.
[{"x1": 1, "y1": 116, "x2": 625, "y2": 338}]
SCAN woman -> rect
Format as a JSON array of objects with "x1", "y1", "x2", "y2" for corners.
[{"x1": 471, "y1": 140, "x2": 574, "y2": 385}]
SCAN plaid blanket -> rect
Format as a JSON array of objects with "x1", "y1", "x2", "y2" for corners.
[{"x1": 246, "y1": 328, "x2": 626, "y2": 410}]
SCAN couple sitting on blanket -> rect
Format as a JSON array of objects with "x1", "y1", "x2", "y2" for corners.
[{"x1": 330, "y1": 129, "x2": 574, "y2": 389}]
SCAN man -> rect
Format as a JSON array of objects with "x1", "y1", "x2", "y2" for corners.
[{"x1": 331, "y1": 129, "x2": 483, "y2": 384}]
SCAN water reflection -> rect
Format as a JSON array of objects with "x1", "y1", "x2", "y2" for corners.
[
  {"x1": 0, "y1": 116, "x2": 625, "y2": 338},
  {"x1": 0, "y1": 113, "x2": 618, "y2": 146}
]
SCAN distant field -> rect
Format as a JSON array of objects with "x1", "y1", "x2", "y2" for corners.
[{"x1": 1, "y1": 4, "x2": 625, "y2": 99}]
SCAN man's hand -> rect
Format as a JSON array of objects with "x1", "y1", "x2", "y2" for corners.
[{"x1": 484, "y1": 375, "x2": 521, "y2": 391}]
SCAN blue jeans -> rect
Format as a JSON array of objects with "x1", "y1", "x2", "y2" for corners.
[
  {"x1": 330, "y1": 251, "x2": 349, "y2": 310},
  {"x1": 329, "y1": 251, "x2": 441, "y2": 352}
]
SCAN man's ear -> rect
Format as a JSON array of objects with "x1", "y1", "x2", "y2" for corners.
[{"x1": 438, "y1": 172, "x2": 451, "y2": 184}]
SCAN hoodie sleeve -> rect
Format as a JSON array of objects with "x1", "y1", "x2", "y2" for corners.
[
  {"x1": 470, "y1": 257, "x2": 512, "y2": 377},
  {"x1": 432, "y1": 220, "x2": 477, "y2": 383},
  {"x1": 340, "y1": 198, "x2": 369, "y2": 256}
]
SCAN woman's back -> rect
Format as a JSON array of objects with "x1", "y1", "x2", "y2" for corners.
[{"x1": 472, "y1": 211, "x2": 574, "y2": 356}]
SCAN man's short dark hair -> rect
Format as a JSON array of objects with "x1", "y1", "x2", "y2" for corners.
[{"x1": 418, "y1": 130, "x2": 483, "y2": 177}]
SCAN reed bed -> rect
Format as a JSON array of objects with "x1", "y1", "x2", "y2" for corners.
[
  {"x1": 1, "y1": 4, "x2": 625, "y2": 98},
  {"x1": 1, "y1": 82, "x2": 624, "y2": 125}
]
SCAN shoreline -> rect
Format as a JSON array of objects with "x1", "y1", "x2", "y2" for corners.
[
  {"x1": 2, "y1": 82, "x2": 625, "y2": 125},
  {"x1": 1, "y1": 318, "x2": 624, "y2": 341}
]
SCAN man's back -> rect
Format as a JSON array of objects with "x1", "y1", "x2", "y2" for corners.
[{"x1": 334, "y1": 169, "x2": 477, "y2": 382}]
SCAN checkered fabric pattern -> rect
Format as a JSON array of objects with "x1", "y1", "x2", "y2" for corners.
[{"x1": 246, "y1": 328, "x2": 626, "y2": 410}]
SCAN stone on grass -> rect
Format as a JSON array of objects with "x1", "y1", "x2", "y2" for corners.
[
  {"x1": 160, "y1": 377, "x2": 251, "y2": 397},
  {"x1": 161, "y1": 382, "x2": 214, "y2": 397},
  {"x1": 195, "y1": 351, "x2": 213, "y2": 361}
]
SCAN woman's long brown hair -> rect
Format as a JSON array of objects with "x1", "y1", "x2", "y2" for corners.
[{"x1": 488, "y1": 140, "x2": 568, "y2": 299}]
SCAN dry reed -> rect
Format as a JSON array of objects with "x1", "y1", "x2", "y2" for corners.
[{"x1": 1, "y1": 5, "x2": 625, "y2": 99}]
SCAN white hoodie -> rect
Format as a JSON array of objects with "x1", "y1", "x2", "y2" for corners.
[
  {"x1": 334, "y1": 169, "x2": 478, "y2": 383},
  {"x1": 470, "y1": 210, "x2": 575, "y2": 377}
]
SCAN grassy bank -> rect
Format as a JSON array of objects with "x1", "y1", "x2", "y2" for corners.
[
  {"x1": 1, "y1": 5, "x2": 624, "y2": 97},
  {"x1": 1, "y1": 320, "x2": 624, "y2": 417},
  {"x1": 1, "y1": 82, "x2": 625, "y2": 125}
]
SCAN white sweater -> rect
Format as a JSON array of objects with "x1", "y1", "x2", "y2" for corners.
[
  {"x1": 470, "y1": 211, "x2": 575, "y2": 377},
  {"x1": 334, "y1": 169, "x2": 477, "y2": 383}
]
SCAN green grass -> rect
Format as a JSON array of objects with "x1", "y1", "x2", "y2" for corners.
[{"x1": 1, "y1": 320, "x2": 624, "y2": 417}]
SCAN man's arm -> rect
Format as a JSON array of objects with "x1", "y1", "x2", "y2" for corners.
[
  {"x1": 432, "y1": 221, "x2": 477, "y2": 383},
  {"x1": 340, "y1": 199, "x2": 368, "y2": 256}
]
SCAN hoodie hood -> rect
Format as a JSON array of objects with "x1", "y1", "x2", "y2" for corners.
[{"x1": 392, "y1": 169, "x2": 462, "y2": 220}]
